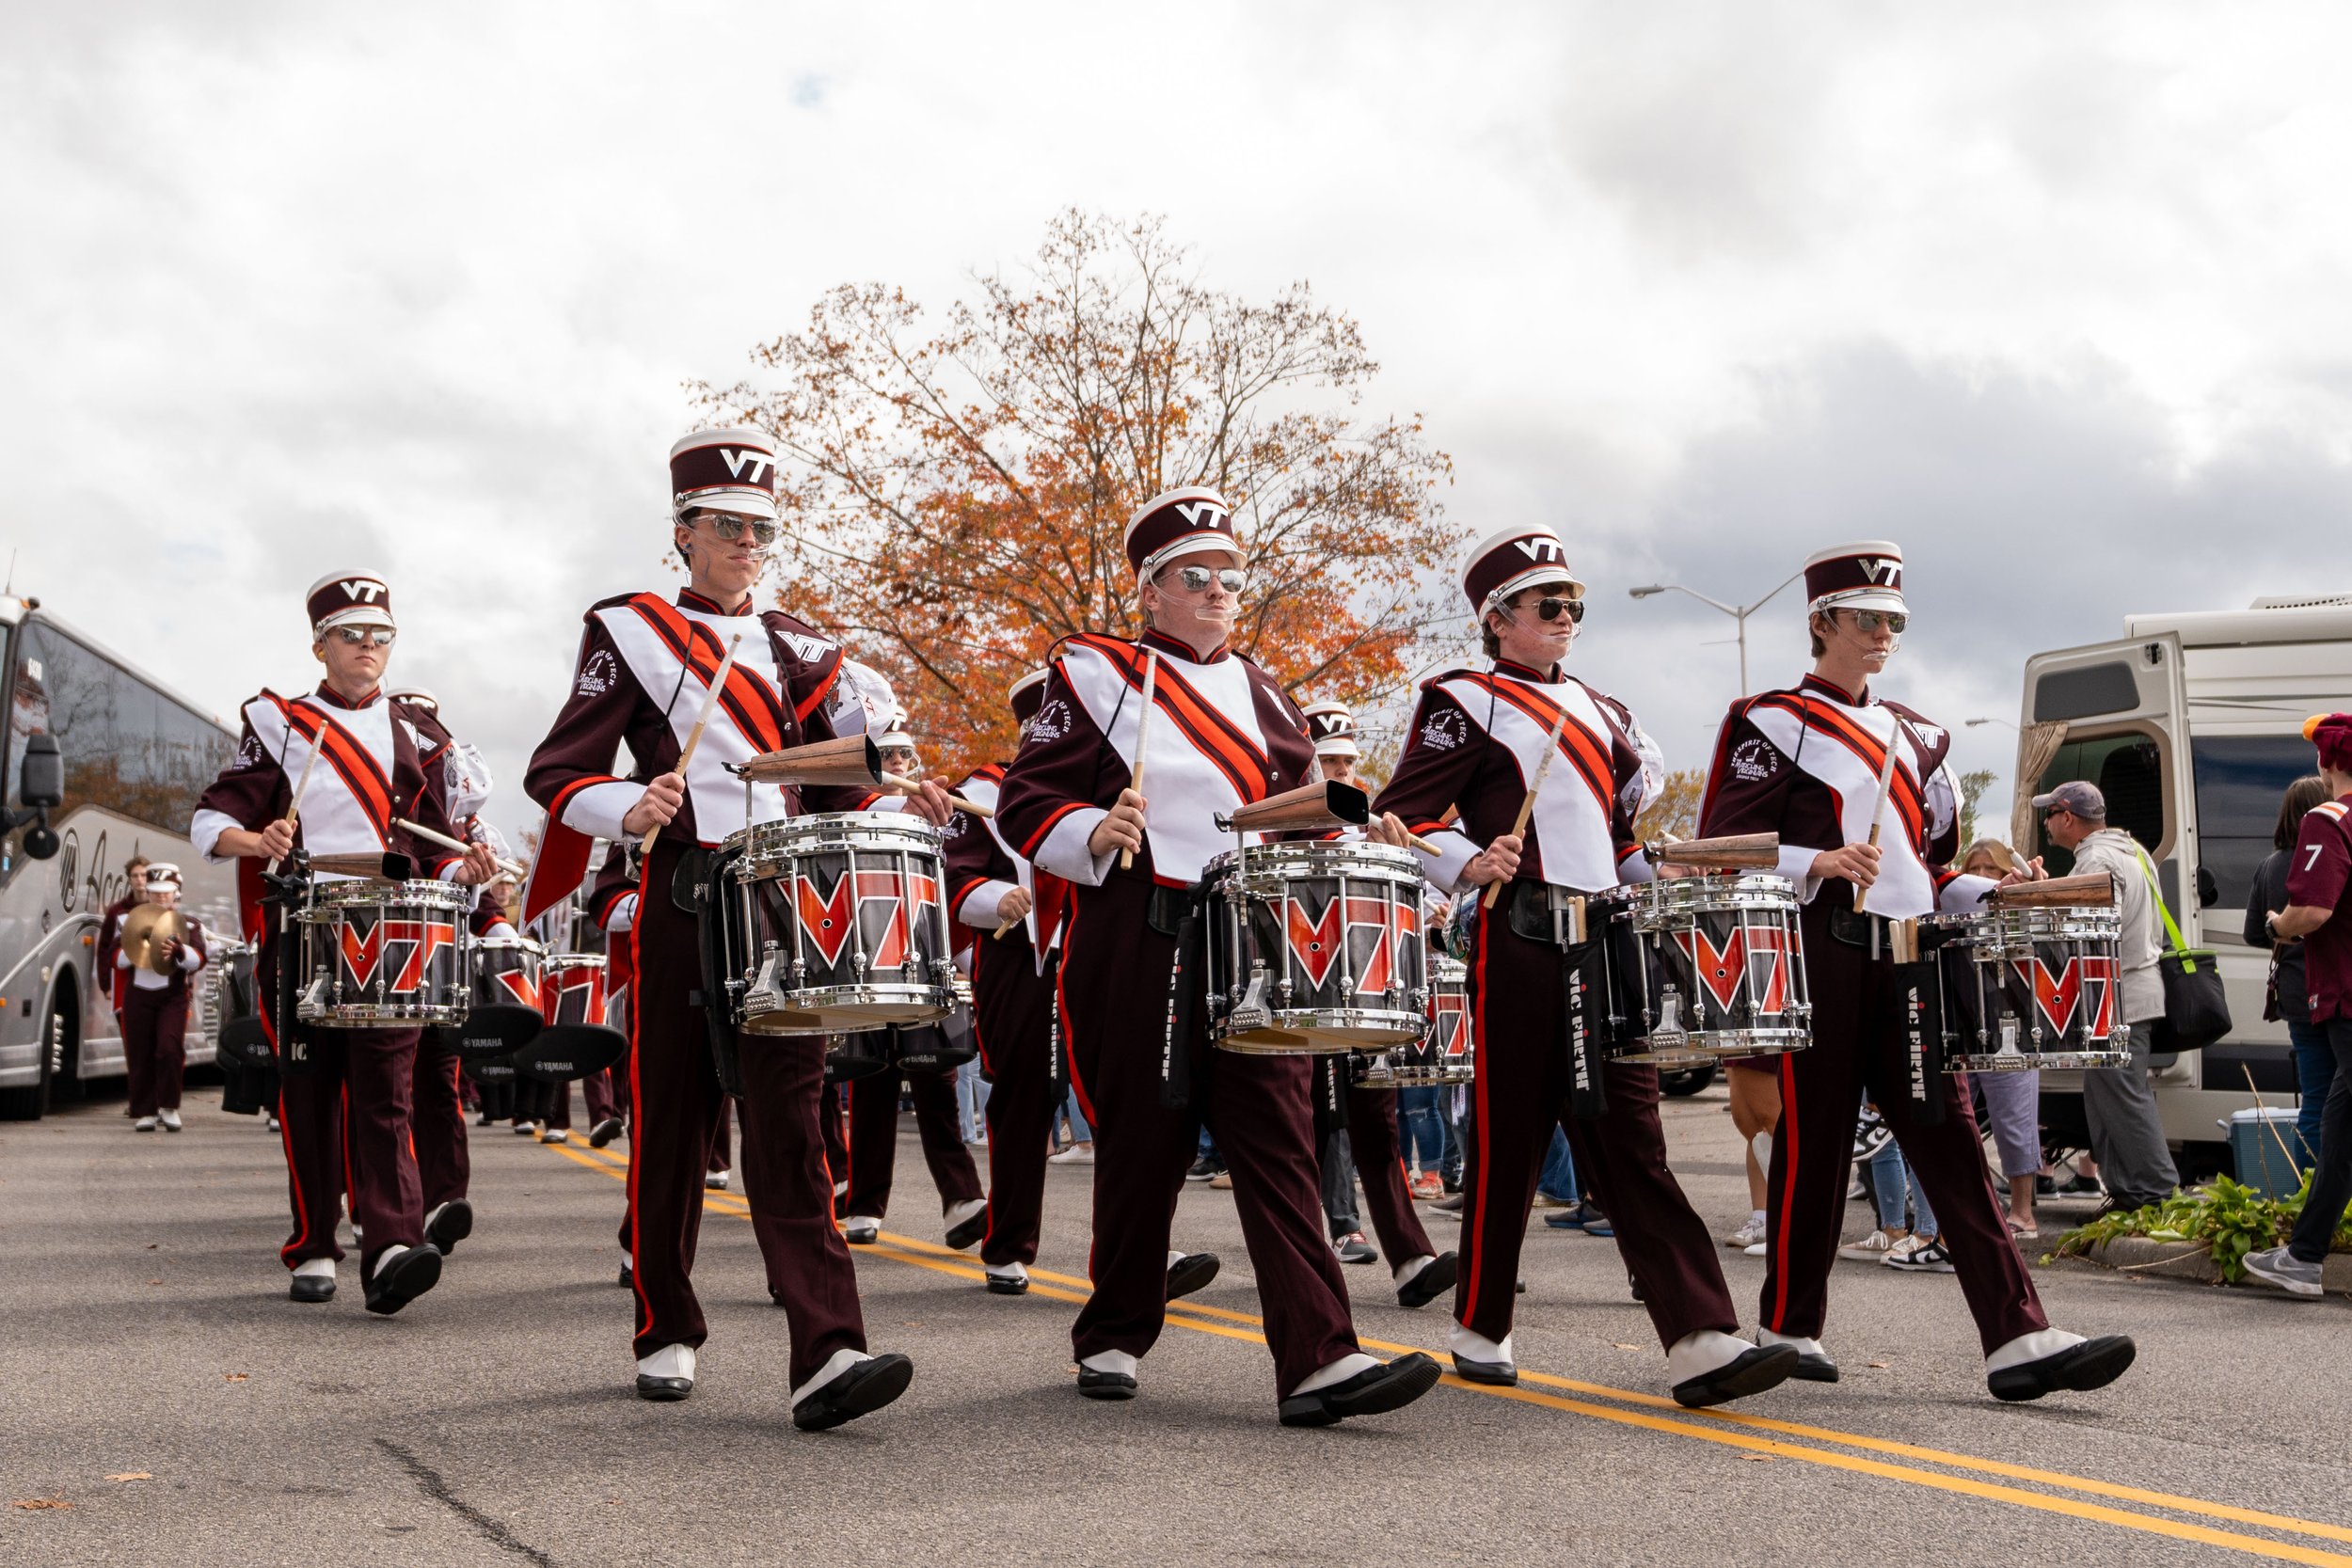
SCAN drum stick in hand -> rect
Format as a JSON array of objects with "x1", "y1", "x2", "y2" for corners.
[
  {"x1": 1120, "y1": 650, "x2": 1159, "y2": 871},
  {"x1": 1852, "y1": 728, "x2": 1902, "y2": 914},
  {"x1": 393, "y1": 816, "x2": 528, "y2": 879},
  {"x1": 266, "y1": 732, "x2": 324, "y2": 875},
  {"x1": 878, "y1": 772, "x2": 993, "y2": 818},
  {"x1": 1484, "y1": 709, "x2": 1567, "y2": 910},
  {"x1": 641, "y1": 633, "x2": 742, "y2": 861}
]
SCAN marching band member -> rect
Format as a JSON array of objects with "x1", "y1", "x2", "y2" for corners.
[
  {"x1": 191, "y1": 571, "x2": 499, "y2": 1313},
  {"x1": 1372, "y1": 526, "x2": 1797, "y2": 1408},
  {"x1": 523, "y1": 427, "x2": 946, "y2": 1425},
  {"x1": 943, "y1": 670, "x2": 1067, "y2": 1294},
  {"x1": 995, "y1": 486, "x2": 1441, "y2": 1426},
  {"x1": 1698, "y1": 542, "x2": 2137, "y2": 1402},
  {"x1": 96, "y1": 853, "x2": 152, "y2": 1043},
  {"x1": 840, "y1": 713, "x2": 989, "y2": 1250},
  {"x1": 1299, "y1": 700, "x2": 1457, "y2": 1308},
  {"x1": 116, "y1": 863, "x2": 208, "y2": 1132}
]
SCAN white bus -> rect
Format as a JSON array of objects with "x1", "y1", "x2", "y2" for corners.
[
  {"x1": 0, "y1": 591, "x2": 238, "y2": 1118},
  {"x1": 2016, "y1": 594, "x2": 2352, "y2": 1174}
]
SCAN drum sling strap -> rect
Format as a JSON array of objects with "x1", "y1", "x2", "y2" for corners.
[
  {"x1": 674, "y1": 844, "x2": 748, "y2": 1099},
  {"x1": 1311, "y1": 1054, "x2": 1349, "y2": 1141},
  {"x1": 1505, "y1": 883, "x2": 1608, "y2": 1119},
  {"x1": 1148, "y1": 881, "x2": 1205, "y2": 1113}
]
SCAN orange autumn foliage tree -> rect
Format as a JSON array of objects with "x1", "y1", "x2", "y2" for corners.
[{"x1": 693, "y1": 210, "x2": 1459, "y2": 780}]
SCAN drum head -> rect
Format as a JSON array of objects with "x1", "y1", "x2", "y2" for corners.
[
  {"x1": 446, "y1": 1004, "x2": 544, "y2": 1062},
  {"x1": 515, "y1": 1023, "x2": 627, "y2": 1083},
  {"x1": 216, "y1": 1017, "x2": 275, "y2": 1069}
]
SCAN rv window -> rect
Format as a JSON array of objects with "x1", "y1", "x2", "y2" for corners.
[
  {"x1": 2193, "y1": 736, "x2": 2322, "y2": 933},
  {"x1": 2033, "y1": 661, "x2": 2142, "y2": 723},
  {"x1": 2032, "y1": 731, "x2": 2166, "y2": 875}
]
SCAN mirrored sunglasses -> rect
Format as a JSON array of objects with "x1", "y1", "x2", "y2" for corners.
[
  {"x1": 330, "y1": 626, "x2": 397, "y2": 648},
  {"x1": 1851, "y1": 610, "x2": 1908, "y2": 634},
  {"x1": 1170, "y1": 565, "x2": 1247, "y2": 594},
  {"x1": 694, "y1": 513, "x2": 781, "y2": 546}
]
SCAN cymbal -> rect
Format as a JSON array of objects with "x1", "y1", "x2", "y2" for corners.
[{"x1": 121, "y1": 904, "x2": 185, "y2": 974}]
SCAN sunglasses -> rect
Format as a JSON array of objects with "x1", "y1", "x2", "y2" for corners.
[
  {"x1": 329, "y1": 626, "x2": 397, "y2": 648},
  {"x1": 692, "y1": 514, "x2": 782, "y2": 547},
  {"x1": 1848, "y1": 610, "x2": 1908, "y2": 634},
  {"x1": 1166, "y1": 565, "x2": 1247, "y2": 594},
  {"x1": 1518, "y1": 595, "x2": 1585, "y2": 625}
]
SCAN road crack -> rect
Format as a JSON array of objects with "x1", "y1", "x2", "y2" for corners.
[{"x1": 374, "y1": 1438, "x2": 553, "y2": 1565}]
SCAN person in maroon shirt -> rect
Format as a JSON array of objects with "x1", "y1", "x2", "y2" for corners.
[
  {"x1": 2244, "y1": 712, "x2": 2352, "y2": 1296},
  {"x1": 1698, "y1": 541, "x2": 2135, "y2": 1402},
  {"x1": 522, "y1": 427, "x2": 949, "y2": 1427},
  {"x1": 994, "y1": 485, "x2": 1440, "y2": 1426}
]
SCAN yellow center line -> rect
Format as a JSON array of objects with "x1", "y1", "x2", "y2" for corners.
[{"x1": 533, "y1": 1143, "x2": 2352, "y2": 1562}]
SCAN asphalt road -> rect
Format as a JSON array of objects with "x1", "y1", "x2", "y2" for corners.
[{"x1": 6, "y1": 1079, "x2": 2351, "y2": 1568}]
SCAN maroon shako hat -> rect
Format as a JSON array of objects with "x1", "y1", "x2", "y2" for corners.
[
  {"x1": 306, "y1": 569, "x2": 395, "y2": 635},
  {"x1": 670, "y1": 427, "x2": 781, "y2": 521},
  {"x1": 1804, "y1": 541, "x2": 1906, "y2": 616},
  {"x1": 1459, "y1": 525, "x2": 1585, "y2": 615},
  {"x1": 1009, "y1": 668, "x2": 1050, "y2": 726},
  {"x1": 1124, "y1": 486, "x2": 1241, "y2": 580}
]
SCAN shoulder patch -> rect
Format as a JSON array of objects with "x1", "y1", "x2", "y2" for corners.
[
  {"x1": 576, "y1": 647, "x2": 619, "y2": 697},
  {"x1": 1417, "y1": 705, "x2": 1470, "y2": 752},
  {"x1": 1025, "y1": 696, "x2": 1074, "y2": 744},
  {"x1": 1728, "y1": 736, "x2": 1779, "y2": 782}
]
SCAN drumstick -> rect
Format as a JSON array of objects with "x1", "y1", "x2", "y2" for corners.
[
  {"x1": 1852, "y1": 724, "x2": 1903, "y2": 914},
  {"x1": 1484, "y1": 708, "x2": 1567, "y2": 910},
  {"x1": 1120, "y1": 651, "x2": 1159, "y2": 871},
  {"x1": 877, "y1": 771, "x2": 993, "y2": 818},
  {"x1": 392, "y1": 816, "x2": 529, "y2": 879},
  {"x1": 265, "y1": 729, "x2": 324, "y2": 875},
  {"x1": 640, "y1": 633, "x2": 742, "y2": 861}
]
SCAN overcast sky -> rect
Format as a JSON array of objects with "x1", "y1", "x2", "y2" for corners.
[{"x1": 7, "y1": 2, "x2": 2347, "y2": 846}]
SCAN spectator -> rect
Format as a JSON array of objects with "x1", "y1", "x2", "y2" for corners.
[
  {"x1": 2033, "y1": 781, "x2": 2182, "y2": 1216},
  {"x1": 2247, "y1": 775, "x2": 2334, "y2": 1166},
  {"x1": 2246, "y1": 715, "x2": 2352, "y2": 1296},
  {"x1": 1048, "y1": 1086, "x2": 1094, "y2": 1165},
  {"x1": 955, "y1": 1053, "x2": 991, "y2": 1147},
  {"x1": 1963, "y1": 837, "x2": 2046, "y2": 1239},
  {"x1": 1397, "y1": 1084, "x2": 1449, "y2": 1199}
]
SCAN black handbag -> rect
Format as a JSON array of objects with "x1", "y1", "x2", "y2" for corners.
[{"x1": 2132, "y1": 848, "x2": 2232, "y2": 1053}]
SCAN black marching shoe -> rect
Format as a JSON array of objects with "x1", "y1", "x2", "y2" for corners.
[
  {"x1": 635, "y1": 1346, "x2": 695, "y2": 1402},
  {"x1": 589, "y1": 1117, "x2": 625, "y2": 1148},
  {"x1": 362, "y1": 1244, "x2": 444, "y2": 1316},
  {"x1": 1166, "y1": 1252, "x2": 1220, "y2": 1302},
  {"x1": 984, "y1": 1265, "x2": 1029, "y2": 1296},
  {"x1": 1396, "y1": 1252, "x2": 1458, "y2": 1310},
  {"x1": 1076, "y1": 1367, "x2": 1139, "y2": 1401},
  {"x1": 289, "y1": 1273, "x2": 336, "y2": 1305},
  {"x1": 423, "y1": 1200, "x2": 473, "y2": 1256},
  {"x1": 1279, "y1": 1353, "x2": 1443, "y2": 1428},
  {"x1": 1672, "y1": 1344, "x2": 1801, "y2": 1409},
  {"x1": 793, "y1": 1353, "x2": 914, "y2": 1431},
  {"x1": 1450, "y1": 1351, "x2": 1517, "y2": 1387},
  {"x1": 1788, "y1": 1350, "x2": 1839, "y2": 1383},
  {"x1": 944, "y1": 1208, "x2": 990, "y2": 1252},
  {"x1": 1988, "y1": 1335, "x2": 2137, "y2": 1403}
]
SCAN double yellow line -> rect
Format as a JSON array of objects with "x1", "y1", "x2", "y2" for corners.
[{"x1": 541, "y1": 1140, "x2": 2352, "y2": 1565}]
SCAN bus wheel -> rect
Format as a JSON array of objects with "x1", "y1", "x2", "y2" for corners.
[
  {"x1": 0, "y1": 996, "x2": 66, "y2": 1120},
  {"x1": 45, "y1": 990, "x2": 84, "y2": 1105}
]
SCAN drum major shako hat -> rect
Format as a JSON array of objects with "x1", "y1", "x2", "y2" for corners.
[
  {"x1": 1804, "y1": 541, "x2": 1906, "y2": 616},
  {"x1": 1299, "y1": 700, "x2": 1359, "y2": 760},
  {"x1": 1125, "y1": 486, "x2": 1240, "y2": 580},
  {"x1": 1009, "y1": 668, "x2": 1050, "y2": 726},
  {"x1": 670, "y1": 427, "x2": 781, "y2": 522},
  {"x1": 306, "y1": 570, "x2": 395, "y2": 635},
  {"x1": 1460, "y1": 526, "x2": 1584, "y2": 616}
]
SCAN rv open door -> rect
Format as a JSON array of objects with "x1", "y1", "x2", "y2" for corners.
[{"x1": 2016, "y1": 631, "x2": 2197, "y2": 936}]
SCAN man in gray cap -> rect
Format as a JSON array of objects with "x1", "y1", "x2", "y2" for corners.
[{"x1": 2035, "y1": 780, "x2": 2181, "y2": 1214}]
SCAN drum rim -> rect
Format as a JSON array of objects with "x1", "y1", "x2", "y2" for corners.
[
  {"x1": 299, "y1": 1004, "x2": 470, "y2": 1026},
  {"x1": 731, "y1": 812, "x2": 948, "y2": 863},
  {"x1": 297, "y1": 878, "x2": 476, "y2": 917},
  {"x1": 1620, "y1": 874, "x2": 1803, "y2": 921},
  {"x1": 1203, "y1": 839, "x2": 1422, "y2": 878},
  {"x1": 1947, "y1": 1050, "x2": 2133, "y2": 1071},
  {"x1": 542, "y1": 951, "x2": 608, "y2": 970},
  {"x1": 474, "y1": 934, "x2": 548, "y2": 955}
]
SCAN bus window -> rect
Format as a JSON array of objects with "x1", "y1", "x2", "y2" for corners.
[
  {"x1": 10, "y1": 623, "x2": 233, "y2": 833},
  {"x1": 2193, "y1": 736, "x2": 2320, "y2": 930},
  {"x1": 2031, "y1": 730, "x2": 2167, "y2": 876}
]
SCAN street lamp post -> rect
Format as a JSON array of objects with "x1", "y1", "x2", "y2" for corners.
[{"x1": 1627, "y1": 571, "x2": 1804, "y2": 696}]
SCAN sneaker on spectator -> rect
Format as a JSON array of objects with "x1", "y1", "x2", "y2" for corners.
[
  {"x1": 1836, "y1": 1228, "x2": 1902, "y2": 1261},
  {"x1": 1883, "y1": 1234, "x2": 1956, "y2": 1273},
  {"x1": 1852, "y1": 1108, "x2": 1893, "y2": 1163},
  {"x1": 1724, "y1": 1215, "x2": 1766, "y2": 1250},
  {"x1": 1532, "y1": 1190, "x2": 1576, "y2": 1209},
  {"x1": 1333, "y1": 1232, "x2": 1377, "y2": 1265},
  {"x1": 1208, "y1": 1169, "x2": 1233, "y2": 1190},
  {"x1": 1048, "y1": 1144, "x2": 1095, "y2": 1166},
  {"x1": 1410, "y1": 1172, "x2": 1444, "y2": 1200},
  {"x1": 1433, "y1": 1192, "x2": 1464, "y2": 1213},
  {"x1": 2242, "y1": 1245, "x2": 2325, "y2": 1298},
  {"x1": 1185, "y1": 1156, "x2": 1222, "y2": 1181}
]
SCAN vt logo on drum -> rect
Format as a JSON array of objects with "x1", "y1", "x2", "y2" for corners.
[
  {"x1": 1429, "y1": 988, "x2": 1469, "y2": 1059},
  {"x1": 545, "y1": 963, "x2": 607, "y2": 1026},
  {"x1": 1671, "y1": 924, "x2": 1793, "y2": 1013},
  {"x1": 1283, "y1": 895, "x2": 1419, "y2": 993},
  {"x1": 795, "y1": 867, "x2": 940, "y2": 970},
  {"x1": 2011, "y1": 953, "x2": 2117, "y2": 1039},
  {"x1": 339, "y1": 918, "x2": 458, "y2": 991}
]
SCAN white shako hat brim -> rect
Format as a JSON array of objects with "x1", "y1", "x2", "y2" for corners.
[
  {"x1": 306, "y1": 569, "x2": 396, "y2": 633},
  {"x1": 1009, "y1": 668, "x2": 1050, "y2": 724},
  {"x1": 1125, "y1": 486, "x2": 1242, "y2": 580},
  {"x1": 670, "y1": 427, "x2": 783, "y2": 521},
  {"x1": 1312, "y1": 735, "x2": 1360, "y2": 759},
  {"x1": 1804, "y1": 540, "x2": 1907, "y2": 615},
  {"x1": 1459, "y1": 526, "x2": 1586, "y2": 614}
]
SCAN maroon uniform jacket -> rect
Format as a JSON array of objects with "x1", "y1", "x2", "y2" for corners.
[
  {"x1": 994, "y1": 630, "x2": 1316, "y2": 892},
  {"x1": 522, "y1": 588, "x2": 881, "y2": 922},
  {"x1": 1373, "y1": 657, "x2": 1661, "y2": 895},
  {"x1": 1697, "y1": 673, "x2": 1988, "y2": 919}
]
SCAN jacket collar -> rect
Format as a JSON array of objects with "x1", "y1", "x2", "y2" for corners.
[
  {"x1": 1800, "y1": 672, "x2": 1868, "y2": 705},
  {"x1": 1493, "y1": 657, "x2": 1561, "y2": 684},
  {"x1": 1140, "y1": 627, "x2": 1228, "y2": 665},
  {"x1": 310, "y1": 681, "x2": 382, "y2": 711},
  {"x1": 678, "y1": 587, "x2": 755, "y2": 618}
]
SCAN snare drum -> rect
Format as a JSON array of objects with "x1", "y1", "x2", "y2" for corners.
[
  {"x1": 1606, "y1": 872, "x2": 1811, "y2": 1065},
  {"x1": 894, "y1": 975, "x2": 977, "y2": 1072},
  {"x1": 1922, "y1": 905, "x2": 2132, "y2": 1070},
  {"x1": 294, "y1": 879, "x2": 471, "y2": 1029},
  {"x1": 1204, "y1": 840, "x2": 1429, "y2": 1054},
  {"x1": 725, "y1": 814, "x2": 957, "y2": 1035},
  {"x1": 516, "y1": 952, "x2": 627, "y2": 1081},
  {"x1": 1356, "y1": 954, "x2": 1475, "y2": 1086},
  {"x1": 442, "y1": 934, "x2": 546, "y2": 1062}
]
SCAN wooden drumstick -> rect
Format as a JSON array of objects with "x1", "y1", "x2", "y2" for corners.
[
  {"x1": 1852, "y1": 725, "x2": 1902, "y2": 914},
  {"x1": 1484, "y1": 709, "x2": 1566, "y2": 910},
  {"x1": 1119, "y1": 650, "x2": 1159, "y2": 871},
  {"x1": 640, "y1": 633, "x2": 742, "y2": 861},
  {"x1": 878, "y1": 771, "x2": 993, "y2": 819},
  {"x1": 392, "y1": 816, "x2": 529, "y2": 879},
  {"x1": 266, "y1": 729, "x2": 324, "y2": 875}
]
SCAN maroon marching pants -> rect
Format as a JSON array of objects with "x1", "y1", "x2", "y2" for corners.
[
  {"x1": 1059, "y1": 874, "x2": 1359, "y2": 1400},
  {"x1": 844, "y1": 1065, "x2": 983, "y2": 1220},
  {"x1": 122, "y1": 986, "x2": 189, "y2": 1117},
  {"x1": 1343, "y1": 1085, "x2": 1438, "y2": 1266},
  {"x1": 1762, "y1": 904, "x2": 2048, "y2": 1354},
  {"x1": 973, "y1": 935, "x2": 1058, "y2": 1268},
  {"x1": 276, "y1": 1025, "x2": 426, "y2": 1279},
  {"x1": 1459, "y1": 909, "x2": 1740, "y2": 1351},
  {"x1": 582, "y1": 1068, "x2": 619, "y2": 1126},
  {"x1": 410, "y1": 1044, "x2": 470, "y2": 1210},
  {"x1": 623, "y1": 839, "x2": 865, "y2": 1382}
]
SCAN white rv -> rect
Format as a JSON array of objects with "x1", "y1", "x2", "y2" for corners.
[{"x1": 2017, "y1": 594, "x2": 2352, "y2": 1173}]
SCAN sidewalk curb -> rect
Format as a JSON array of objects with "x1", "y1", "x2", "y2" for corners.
[{"x1": 2052, "y1": 1234, "x2": 2352, "y2": 1293}]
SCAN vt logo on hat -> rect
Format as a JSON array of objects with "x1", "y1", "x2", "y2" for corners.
[
  {"x1": 1300, "y1": 700, "x2": 1359, "y2": 759},
  {"x1": 1804, "y1": 541, "x2": 1907, "y2": 615},
  {"x1": 671, "y1": 427, "x2": 782, "y2": 520},
  {"x1": 307, "y1": 569, "x2": 396, "y2": 633},
  {"x1": 1459, "y1": 526, "x2": 1586, "y2": 612}
]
